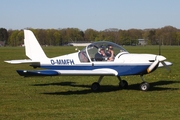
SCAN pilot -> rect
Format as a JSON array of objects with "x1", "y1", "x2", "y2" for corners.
[
  {"x1": 95, "y1": 48, "x2": 108, "y2": 61},
  {"x1": 106, "y1": 45, "x2": 115, "y2": 61}
]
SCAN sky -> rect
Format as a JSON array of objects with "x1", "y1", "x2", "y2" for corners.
[{"x1": 1, "y1": 0, "x2": 180, "y2": 31}]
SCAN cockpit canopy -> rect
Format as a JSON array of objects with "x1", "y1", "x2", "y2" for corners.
[{"x1": 79, "y1": 41, "x2": 128, "y2": 62}]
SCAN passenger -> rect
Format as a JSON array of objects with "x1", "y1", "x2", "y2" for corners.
[
  {"x1": 95, "y1": 48, "x2": 108, "y2": 61},
  {"x1": 106, "y1": 45, "x2": 115, "y2": 61}
]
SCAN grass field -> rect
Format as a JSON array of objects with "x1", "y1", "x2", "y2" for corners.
[{"x1": 0, "y1": 46, "x2": 180, "y2": 120}]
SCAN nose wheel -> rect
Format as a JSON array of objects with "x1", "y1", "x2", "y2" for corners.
[
  {"x1": 140, "y1": 82, "x2": 150, "y2": 91},
  {"x1": 139, "y1": 75, "x2": 150, "y2": 91}
]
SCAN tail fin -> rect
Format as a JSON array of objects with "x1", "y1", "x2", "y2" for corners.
[{"x1": 24, "y1": 30, "x2": 48, "y2": 60}]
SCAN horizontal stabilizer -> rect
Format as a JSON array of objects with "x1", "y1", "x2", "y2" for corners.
[{"x1": 17, "y1": 70, "x2": 59, "y2": 77}]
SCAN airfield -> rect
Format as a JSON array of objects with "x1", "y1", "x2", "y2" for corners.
[{"x1": 0, "y1": 46, "x2": 180, "y2": 119}]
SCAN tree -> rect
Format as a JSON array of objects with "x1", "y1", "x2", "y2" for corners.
[
  {"x1": 8, "y1": 30, "x2": 19, "y2": 46},
  {"x1": 84, "y1": 29, "x2": 98, "y2": 41},
  {"x1": 0, "y1": 28, "x2": 8, "y2": 42},
  {"x1": 101, "y1": 28, "x2": 119, "y2": 43},
  {"x1": 176, "y1": 31, "x2": 180, "y2": 45},
  {"x1": 4, "y1": 25, "x2": 180, "y2": 46},
  {"x1": 148, "y1": 30, "x2": 156, "y2": 45},
  {"x1": 156, "y1": 26, "x2": 177, "y2": 45},
  {"x1": 16, "y1": 31, "x2": 24, "y2": 46},
  {"x1": 36, "y1": 29, "x2": 47, "y2": 45},
  {"x1": 53, "y1": 31, "x2": 61, "y2": 46}
]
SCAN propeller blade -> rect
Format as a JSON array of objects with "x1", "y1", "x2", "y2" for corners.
[
  {"x1": 147, "y1": 60, "x2": 159, "y2": 73},
  {"x1": 161, "y1": 61, "x2": 171, "y2": 72}
]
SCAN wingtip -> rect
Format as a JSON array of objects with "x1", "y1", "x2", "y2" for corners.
[{"x1": 4, "y1": 60, "x2": 11, "y2": 63}]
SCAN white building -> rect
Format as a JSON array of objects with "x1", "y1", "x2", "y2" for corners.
[
  {"x1": 138, "y1": 39, "x2": 147, "y2": 45},
  {"x1": 68, "y1": 42, "x2": 91, "y2": 46}
]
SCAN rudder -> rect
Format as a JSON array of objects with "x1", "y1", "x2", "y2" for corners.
[{"x1": 24, "y1": 30, "x2": 48, "y2": 60}]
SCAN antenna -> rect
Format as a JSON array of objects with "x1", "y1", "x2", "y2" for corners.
[
  {"x1": 158, "y1": 39, "x2": 161, "y2": 55},
  {"x1": 159, "y1": 43, "x2": 161, "y2": 55}
]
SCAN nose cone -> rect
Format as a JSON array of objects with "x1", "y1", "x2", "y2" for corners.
[{"x1": 156, "y1": 55, "x2": 166, "y2": 61}]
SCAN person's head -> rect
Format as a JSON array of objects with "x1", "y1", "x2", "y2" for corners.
[
  {"x1": 108, "y1": 45, "x2": 113, "y2": 51},
  {"x1": 100, "y1": 48, "x2": 105, "y2": 53},
  {"x1": 98, "y1": 48, "x2": 105, "y2": 54}
]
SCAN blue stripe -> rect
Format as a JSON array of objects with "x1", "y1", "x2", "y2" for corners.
[
  {"x1": 17, "y1": 70, "x2": 59, "y2": 76},
  {"x1": 41, "y1": 64, "x2": 149, "y2": 76}
]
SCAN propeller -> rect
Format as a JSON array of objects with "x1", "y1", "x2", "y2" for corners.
[
  {"x1": 147, "y1": 55, "x2": 171, "y2": 73},
  {"x1": 158, "y1": 41, "x2": 171, "y2": 72},
  {"x1": 157, "y1": 55, "x2": 171, "y2": 72},
  {"x1": 161, "y1": 61, "x2": 171, "y2": 72},
  {"x1": 147, "y1": 59, "x2": 159, "y2": 73},
  {"x1": 147, "y1": 40, "x2": 171, "y2": 73}
]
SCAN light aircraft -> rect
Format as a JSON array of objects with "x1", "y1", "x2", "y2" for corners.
[{"x1": 5, "y1": 30, "x2": 172, "y2": 91}]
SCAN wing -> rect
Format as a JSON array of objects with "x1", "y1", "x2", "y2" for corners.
[
  {"x1": 5, "y1": 59, "x2": 39, "y2": 64},
  {"x1": 17, "y1": 70, "x2": 59, "y2": 76},
  {"x1": 16, "y1": 68, "x2": 118, "y2": 77}
]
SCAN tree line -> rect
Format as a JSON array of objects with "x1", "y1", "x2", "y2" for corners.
[{"x1": 1, "y1": 26, "x2": 180, "y2": 46}]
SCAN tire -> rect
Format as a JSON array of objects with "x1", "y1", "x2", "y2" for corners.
[
  {"x1": 140, "y1": 82, "x2": 150, "y2": 91},
  {"x1": 91, "y1": 82, "x2": 100, "y2": 92},
  {"x1": 119, "y1": 80, "x2": 128, "y2": 89}
]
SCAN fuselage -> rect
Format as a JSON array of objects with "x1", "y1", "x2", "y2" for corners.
[{"x1": 36, "y1": 52, "x2": 158, "y2": 76}]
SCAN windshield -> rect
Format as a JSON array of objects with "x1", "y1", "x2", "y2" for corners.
[{"x1": 79, "y1": 41, "x2": 128, "y2": 62}]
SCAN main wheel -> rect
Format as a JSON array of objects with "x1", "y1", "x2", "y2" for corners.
[
  {"x1": 140, "y1": 82, "x2": 150, "y2": 91},
  {"x1": 91, "y1": 82, "x2": 100, "y2": 92},
  {"x1": 119, "y1": 80, "x2": 128, "y2": 89}
]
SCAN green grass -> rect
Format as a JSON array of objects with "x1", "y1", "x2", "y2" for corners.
[{"x1": 0, "y1": 46, "x2": 180, "y2": 120}]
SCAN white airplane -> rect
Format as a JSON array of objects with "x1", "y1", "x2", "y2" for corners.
[{"x1": 5, "y1": 30, "x2": 172, "y2": 91}]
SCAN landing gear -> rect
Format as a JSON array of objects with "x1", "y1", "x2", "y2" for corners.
[
  {"x1": 119, "y1": 80, "x2": 128, "y2": 89},
  {"x1": 139, "y1": 75, "x2": 150, "y2": 91},
  {"x1": 91, "y1": 76, "x2": 104, "y2": 92},
  {"x1": 117, "y1": 76, "x2": 128, "y2": 89},
  {"x1": 90, "y1": 75, "x2": 150, "y2": 91},
  {"x1": 91, "y1": 76, "x2": 129, "y2": 91},
  {"x1": 91, "y1": 82, "x2": 100, "y2": 92},
  {"x1": 140, "y1": 82, "x2": 150, "y2": 91}
]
